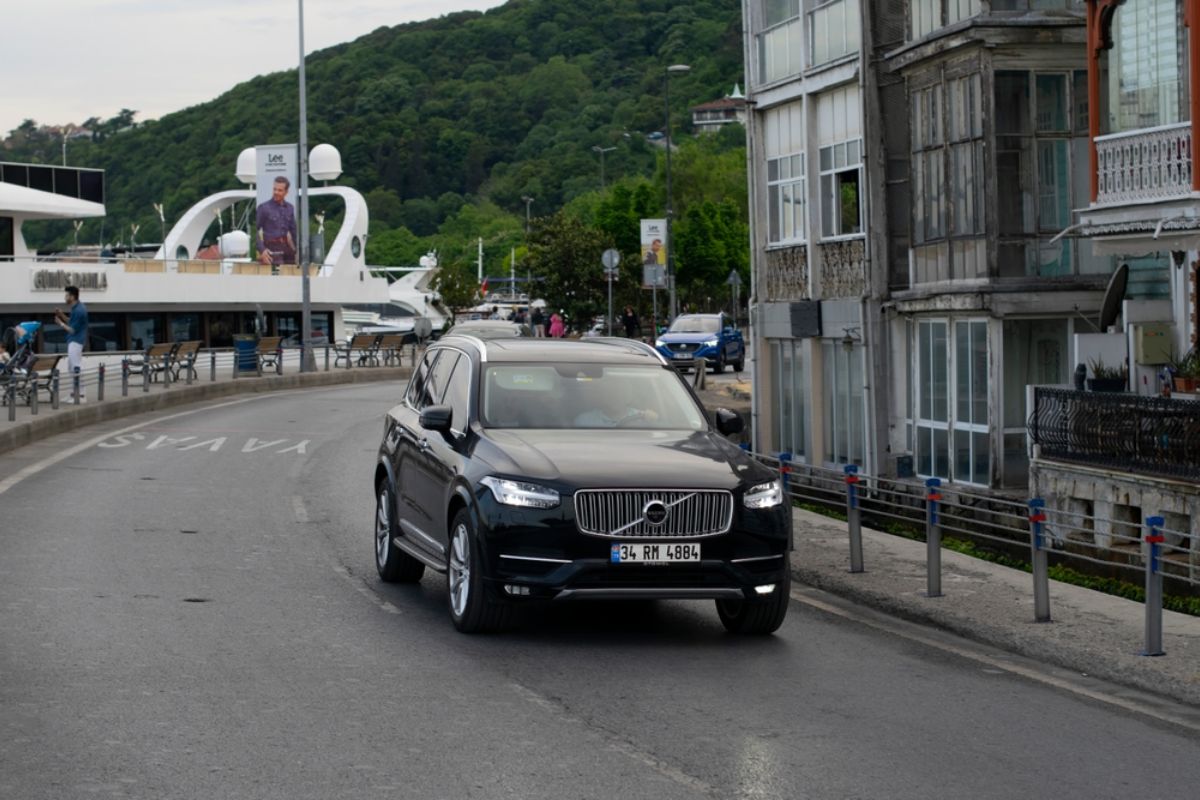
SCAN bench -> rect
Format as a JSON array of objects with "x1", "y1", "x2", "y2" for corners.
[
  {"x1": 334, "y1": 333, "x2": 382, "y2": 368},
  {"x1": 256, "y1": 336, "x2": 284, "y2": 372},
  {"x1": 378, "y1": 334, "x2": 408, "y2": 366},
  {"x1": 3, "y1": 354, "x2": 64, "y2": 405},
  {"x1": 128, "y1": 342, "x2": 179, "y2": 382},
  {"x1": 171, "y1": 340, "x2": 203, "y2": 381}
]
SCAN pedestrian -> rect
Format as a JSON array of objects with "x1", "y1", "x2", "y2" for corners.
[
  {"x1": 621, "y1": 305, "x2": 640, "y2": 339},
  {"x1": 531, "y1": 306, "x2": 545, "y2": 337},
  {"x1": 54, "y1": 285, "x2": 89, "y2": 401},
  {"x1": 549, "y1": 310, "x2": 565, "y2": 338}
]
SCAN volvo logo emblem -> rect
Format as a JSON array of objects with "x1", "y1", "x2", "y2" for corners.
[{"x1": 643, "y1": 500, "x2": 669, "y2": 526}]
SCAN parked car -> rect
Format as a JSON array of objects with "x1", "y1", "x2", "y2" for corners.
[
  {"x1": 373, "y1": 337, "x2": 791, "y2": 634},
  {"x1": 445, "y1": 320, "x2": 533, "y2": 339},
  {"x1": 655, "y1": 313, "x2": 745, "y2": 373}
]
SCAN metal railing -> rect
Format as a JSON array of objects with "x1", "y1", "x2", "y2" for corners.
[
  {"x1": 2, "y1": 341, "x2": 419, "y2": 424},
  {"x1": 1028, "y1": 387, "x2": 1200, "y2": 481},
  {"x1": 754, "y1": 452, "x2": 1196, "y2": 658},
  {"x1": 1095, "y1": 121, "x2": 1193, "y2": 205}
]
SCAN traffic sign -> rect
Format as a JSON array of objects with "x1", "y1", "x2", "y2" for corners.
[
  {"x1": 726, "y1": 269, "x2": 743, "y2": 287},
  {"x1": 602, "y1": 248, "x2": 620, "y2": 270}
]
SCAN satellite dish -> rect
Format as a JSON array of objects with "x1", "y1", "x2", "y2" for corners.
[
  {"x1": 236, "y1": 147, "x2": 257, "y2": 185},
  {"x1": 1098, "y1": 263, "x2": 1129, "y2": 332},
  {"x1": 309, "y1": 143, "x2": 342, "y2": 181}
]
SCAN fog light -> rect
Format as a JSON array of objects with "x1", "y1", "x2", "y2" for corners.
[
  {"x1": 754, "y1": 584, "x2": 776, "y2": 595},
  {"x1": 504, "y1": 584, "x2": 531, "y2": 596}
]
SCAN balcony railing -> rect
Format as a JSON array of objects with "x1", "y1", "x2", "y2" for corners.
[
  {"x1": 1028, "y1": 387, "x2": 1200, "y2": 481},
  {"x1": 1095, "y1": 122, "x2": 1193, "y2": 205},
  {"x1": 817, "y1": 238, "x2": 867, "y2": 298},
  {"x1": 764, "y1": 244, "x2": 808, "y2": 301}
]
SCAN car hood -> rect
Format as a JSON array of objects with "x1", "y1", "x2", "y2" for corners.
[
  {"x1": 475, "y1": 429, "x2": 774, "y2": 490},
  {"x1": 657, "y1": 331, "x2": 719, "y2": 344}
]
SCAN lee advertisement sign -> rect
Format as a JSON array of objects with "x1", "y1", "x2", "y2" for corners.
[{"x1": 640, "y1": 218, "x2": 667, "y2": 288}]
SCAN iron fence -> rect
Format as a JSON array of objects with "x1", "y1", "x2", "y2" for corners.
[{"x1": 1029, "y1": 387, "x2": 1200, "y2": 481}]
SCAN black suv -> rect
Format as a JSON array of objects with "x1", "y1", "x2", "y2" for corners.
[{"x1": 373, "y1": 337, "x2": 792, "y2": 634}]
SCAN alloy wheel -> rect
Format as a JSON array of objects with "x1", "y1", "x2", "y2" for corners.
[
  {"x1": 375, "y1": 489, "x2": 390, "y2": 568},
  {"x1": 449, "y1": 523, "x2": 471, "y2": 617}
]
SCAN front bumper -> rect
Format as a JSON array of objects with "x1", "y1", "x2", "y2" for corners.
[
  {"x1": 474, "y1": 493, "x2": 791, "y2": 602},
  {"x1": 655, "y1": 342, "x2": 720, "y2": 366}
]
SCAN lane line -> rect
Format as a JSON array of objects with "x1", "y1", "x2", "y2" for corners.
[
  {"x1": 788, "y1": 587, "x2": 1200, "y2": 735},
  {"x1": 508, "y1": 682, "x2": 718, "y2": 797}
]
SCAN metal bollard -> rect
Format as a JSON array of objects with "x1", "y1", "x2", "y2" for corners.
[
  {"x1": 693, "y1": 358, "x2": 707, "y2": 390},
  {"x1": 51, "y1": 370, "x2": 60, "y2": 410},
  {"x1": 98, "y1": 363, "x2": 105, "y2": 402},
  {"x1": 210, "y1": 351, "x2": 217, "y2": 382},
  {"x1": 121, "y1": 360, "x2": 129, "y2": 397},
  {"x1": 277, "y1": 346, "x2": 284, "y2": 376},
  {"x1": 30, "y1": 372, "x2": 40, "y2": 415},
  {"x1": 256, "y1": 350, "x2": 263, "y2": 377},
  {"x1": 1141, "y1": 515, "x2": 1166, "y2": 656},
  {"x1": 925, "y1": 478, "x2": 943, "y2": 598},
  {"x1": 844, "y1": 465, "x2": 864, "y2": 573},
  {"x1": 1028, "y1": 498, "x2": 1051, "y2": 623},
  {"x1": 324, "y1": 344, "x2": 330, "y2": 372},
  {"x1": 7, "y1": 380, "x2": 16, "y2": 422},
  {"x1": 72, "y1": 366, "x2": 80, "y2": 404},
  {"x1": 143, "y1": 364, "x2": 150, "y2": 393},
  {"x1": 163, "y1": 354, "x2": 171, "y2": 389}
]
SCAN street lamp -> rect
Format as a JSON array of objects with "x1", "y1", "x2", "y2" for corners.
[
  {"x1": 591, "y1": 145, "x2": 616, "y2": 188},
  {"x1": 521, "y1": 195, "x2": 534, "y2": 237},
  {"x1": 297, "y1": 0, "x2": 315, "y2": 372},
  {"x1": 664, "y1": 63, "x2": 690, "y2": 322}
]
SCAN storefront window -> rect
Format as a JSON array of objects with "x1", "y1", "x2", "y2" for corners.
[
  {"x1": 822, "y1": 340, "x2": 864, "y2": 466},
  {"x1": 87, "y1": 313, "x2": 122, "y2": 351},
  {"x1": 769, "y1": 339, "x2": 807, "y2": 458},
  {"x1": 170, "y1": 313, "x2": 201, "y2": 342},
  {"x1": 129, "y1": 314, "x2": 163, "y2": 351}
]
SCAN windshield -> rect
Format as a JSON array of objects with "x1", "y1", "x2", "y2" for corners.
[
  {"x1": 482, "y1": 364, "x2": 707, "y2": 430},
  {"x1": 668, "y1": 315, "x2": 720, "y2": 334}
]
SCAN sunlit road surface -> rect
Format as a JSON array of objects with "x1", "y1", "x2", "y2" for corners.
[{"x1": 1, "y1": 383, "x2": 1196, "y2": 800}]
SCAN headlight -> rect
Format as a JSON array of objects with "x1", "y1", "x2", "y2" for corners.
[
  {"x1": 481, "y1": 476, "x2": 560, "y2": 509},
  {"x1": 655, "y1": 339, "x2": 666, "y2": 348},
  {"x1": 744, "y1": 479, "x2": 784, "y2": 509},
  {"x1": 703, "y1": 339, "x2": 719, "y2": 348}
]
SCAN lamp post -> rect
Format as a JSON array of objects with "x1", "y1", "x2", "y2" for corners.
[
  {"x1": 297, "y1": 0, "x2": 315, "y2": 372},
  {"x1": 664, "y1": 63, "x2": 690, "y2": 322},
  {"x1": 591, "y1": 145, "x2": 616, "y2": 188},
  {"x1": 521, "y1": 195, "x2": 534, "y2": 237}
]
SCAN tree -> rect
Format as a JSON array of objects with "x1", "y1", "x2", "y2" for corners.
[
  {"x1": 433, "y1": 259, "x2": 480, "y2": 315},
  {"x1": 526, "y1": 211, "x2": 614, "y2": 330}
]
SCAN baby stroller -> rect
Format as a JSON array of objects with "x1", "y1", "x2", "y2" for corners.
[{"x1": 1, "y1": 322, "x2": 41, "y2": 405}]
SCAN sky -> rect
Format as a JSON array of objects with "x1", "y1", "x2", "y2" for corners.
[{"x1": 1, "y1": 0, "x2": 507, "y2": 135}]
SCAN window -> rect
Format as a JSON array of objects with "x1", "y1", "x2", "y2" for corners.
[
  {"x1": 914, "y1": 318, "x2": 989, "y2": 484},
  {"x1": 911, "y1": 0, "x2": 940, "y2": 39},
  {"x1": 0, "y1": 216, "x2": 12, "y2": 257},
  {"x1": 764, "y1": 100, "x2": 806, "y2": 245},
  {"x1": 169, "y1": 313, "x2": 200, "y2": 342},
  {"x1": 129, "y1": 314, "x2": 163, "y2": 350},
  {"x1": 1104, "y1": 0, "x2": 1187, "y2": 133},
  {"x1": 1001, "y1": 319, "x2": 1068, "y2": 487},
  {"x1": 406, "y1": 351, "x2": 436, "y2": 407},
  {"x1": 423, "y1": 351, "x2": 459, "y2": 408},
  {"x1": 769, "y1": 339, "x2": 807, "y2": 458},
  {"x1": 817, "y1": 85, "x2": 863, "y2": 239},
  {"x1": 995, "y1": 70, "x2": 1090, "y2": 279},
  {"x1": 758, "y1": 0, "x2": 803, "y2": 85},
  {"x1": 444, "y1": 353, "x2": 472, "y2": 433},
  {"x1": 822, "y1": 340, "x2": 864, "y2": 466},
  {"x1": 809, "y1": 0, "x2": 860, "y2": 67}
]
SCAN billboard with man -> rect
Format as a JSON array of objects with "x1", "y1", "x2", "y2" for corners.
[
  {"x1": 640, "y1": 218, "x2": 667, "y2": 289},
  {"x1": 255, "y1": 144, "x2": 299, "y2": 267}
]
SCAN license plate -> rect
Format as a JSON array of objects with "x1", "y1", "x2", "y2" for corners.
[
  {"x1": 672, "y1": 352, "x2": 691, "y2": 359},
  {"x1": 610, "y1": 543, "x2": 700, "y2": 564}
]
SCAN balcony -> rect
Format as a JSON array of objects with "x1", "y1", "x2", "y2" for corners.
[
  {"x1": 1095, "y1": 122, "x2": 1193, "y2": 206},
  {"x1": 1028, "y1": 387, "x2": 1200, "y2": 481},
  {"x1": 817, "y1": 238, "x2": 866, "y2": 298},
  {"x1": 764, "y1": 244, "x2": 808, "y2": 301}
]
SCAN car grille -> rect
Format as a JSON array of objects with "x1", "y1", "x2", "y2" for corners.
[
  {"x1": 669, "y1": 342, "x2": 700, "y2": 354},
  {"x1": 573, "y1": 490, "x2": 733, "y2": 538}
]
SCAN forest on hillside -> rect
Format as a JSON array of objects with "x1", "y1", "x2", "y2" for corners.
[{"x1": 3, "y1": 0, "x2": 750, "y2": 321}]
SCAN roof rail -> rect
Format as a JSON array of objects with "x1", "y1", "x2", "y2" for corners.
[
  {"x1": 438, "y1": 333, "x2": 488, "y2": 362},
  {"x1": 588, "y1": 337, "x2": 668, "y2": 366}
]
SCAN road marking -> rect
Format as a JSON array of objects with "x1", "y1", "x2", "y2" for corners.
[
  {"x1": 242, "y1": 438, "x2": 288, "y2": 453},
  {"x1": 331, "y1": 565, "x2": 401, "y2": 615},
  {"x1": 509, "y1": 682, "x2": 719, "y2": 796},
  {"x1": 291, "y1": 495, "x2": 309, "y2": 524},
  {"x1": 788, "y1": 586, "x2": 1200, "y2": 735}
]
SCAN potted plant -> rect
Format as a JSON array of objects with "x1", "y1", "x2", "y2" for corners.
[
  {"x1": 1170, "y1": 348, "x2": 1200, "y2": 393},
  {"x1": 1087, "y1": 357, "x2": 1127, "y2": 392}
]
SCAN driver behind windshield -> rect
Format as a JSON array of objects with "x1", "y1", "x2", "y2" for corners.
[{"x1": 572, "y1": 380, "x2": 660, "y2": 428}]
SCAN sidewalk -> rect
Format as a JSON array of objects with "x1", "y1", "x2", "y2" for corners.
[
  {"x1": 790, "y1": 507, "x2": 1200, "y2": 707},
  {"x1": 0, "y1": 361, "x2": 410, "y2": 457}
]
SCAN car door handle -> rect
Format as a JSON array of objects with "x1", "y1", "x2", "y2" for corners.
[{"x1": 418, "y1": 437, "x2": 431, "y2": 452}]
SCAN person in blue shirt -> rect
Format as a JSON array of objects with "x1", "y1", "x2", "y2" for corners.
[{"x1": 54, "y1": 286, "x2": 88, "y2": 401}]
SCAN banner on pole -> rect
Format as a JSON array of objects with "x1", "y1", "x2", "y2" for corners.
[
  {"x1": 640, "y1": 218, "x2": 667, "y2": 289},
  {"x1": 255, "y1": 144, "x2": 299, "y2": 266}
]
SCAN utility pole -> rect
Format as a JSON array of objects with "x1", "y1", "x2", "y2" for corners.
[
  {"x1": 664, "y1": 64, "x2": 690, "y2": 323},
  {"x1": 298, "y1": 0, "x2": 315, "y2": 371},
  {"x1": 591, "y1": 145, "x2": 616, "y2": 188}
]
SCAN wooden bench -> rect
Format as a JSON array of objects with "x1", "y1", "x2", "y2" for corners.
[
  {"x1": 128, "y1": 342, "x2": 179, "y2": 382},
  {"x1": 7, "y1": 354, "x2": 64, "y2": 405},
  {"x1": 334, "y1": 333, "x2": 382, "y2": 368},
  {"x1": 256, "y1": 336, "x2": 283, "y2": 372},
  {"x1": 378, "y1": 334, "x2": 408, "y2": 366},
  {"x1": 171, "y1": 340, "x2": 203, "y2": 381}
]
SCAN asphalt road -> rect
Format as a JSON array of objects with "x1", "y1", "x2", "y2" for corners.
[{"x1": 2, "y1": 383, "x2": 1197, "y2": 800}]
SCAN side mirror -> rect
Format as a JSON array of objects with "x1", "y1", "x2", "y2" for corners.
[
  {"x1": 715, "y1": 408, "x2": 744, "y2": 436},
  {"x1": 419, "y1": 405, "x2": 453, "y2": 433}
]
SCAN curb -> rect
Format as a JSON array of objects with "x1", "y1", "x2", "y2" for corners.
[
  {"x1": 788, "y1": 558, "x2": 1200, "y2": 708},
  {"x1": 0, "y1": 367, "x2": 410, "y2": 457}
]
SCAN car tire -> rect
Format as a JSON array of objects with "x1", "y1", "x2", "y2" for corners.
[
  {"x1": 733, "y1": 353, "x2": 745, "y2": 372},
  {"x1": 447, "y1": 508, "x2": 512, "y2": 634},
  {"x1": 711, "y1": 353, "x2": 726, "y2": 374},
  {"x1": 715, "y1": 571, "x2": 790, "y2": 634},
  {"x1": 376, "y1": 482, "x2": 426, "y2": 583}
]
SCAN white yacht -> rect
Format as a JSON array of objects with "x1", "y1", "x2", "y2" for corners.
[{"x1": 0, "y1": 145, "x2": 390, "y2": 351}]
